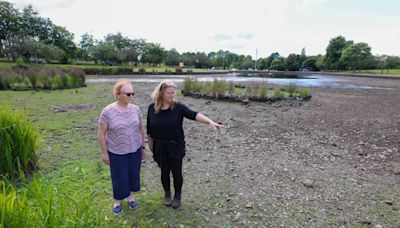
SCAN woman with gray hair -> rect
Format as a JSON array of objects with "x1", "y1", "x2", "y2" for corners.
[
  {"x1": 147, "y1": 80, "x2": 223, "y2": 209},
  {"x1": 98, "y1": 79, "x2": 144, "y2": 214}
]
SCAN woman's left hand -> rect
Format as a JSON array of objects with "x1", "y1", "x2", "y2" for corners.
[{"x1": 210, "y1": 121, "x2": 223, "y2": 131}]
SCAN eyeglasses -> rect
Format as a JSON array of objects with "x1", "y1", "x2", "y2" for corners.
[{"x1": 120, "y1": 92, "x2": 135, "y2": 97}]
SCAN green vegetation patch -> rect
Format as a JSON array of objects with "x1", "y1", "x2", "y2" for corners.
[
  {"x1": 182, "y1": 77, "x2": 311, "y2": 104},
  {"x1": 0, "y1": 103, "x2": 40, "y2": 180}
]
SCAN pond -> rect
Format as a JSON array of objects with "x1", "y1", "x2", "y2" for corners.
[{"x1": 85, "y1": 73, "x2": 392, "y2": 90}]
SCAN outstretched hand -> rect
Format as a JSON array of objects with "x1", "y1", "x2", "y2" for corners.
[{"x1": 209, "y1": 121, "x2": 224, "y2": 131}]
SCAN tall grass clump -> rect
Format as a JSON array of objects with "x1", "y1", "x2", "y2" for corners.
[
  {"x1": 0, "y1": 103, "x2": 40, "y2": 180},
  {"x1": 183, "y1": 77, "x2": 192, "y2": 92},
  {"x1": 66, "y1": 68, "x2": 86, "y2": 88},
  {"x1": 191, "y1": 79, "x2": 204, "y2": 93},
  {"x1": 299, "y1": 88, "x2": 311, "y2": 97},
  {"x1": 210, "y1": 79, "x2": 228, "y2": 97},
  {"x1": 228, "y1": 81, "x2": 235, "y2": 95},
  {"x1": 25, "y1": 68, "x2": 39, "y2": 89},
  {"x1": 0, "y1": 180, "x2": 30, "y2": 227},
  {"x1": 286, "y1": 82, "x2": 297, "y2": 97},
  {"x1": 0, "y1": 177, "x2": 103, "y2": 227},
  {"x1": 0, "y1": 69, "x2": 12, "y2": 90},
  {"x1": 259, "y1": 87, "x2": 268, "y2": 98}
]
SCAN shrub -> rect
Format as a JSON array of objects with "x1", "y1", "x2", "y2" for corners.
[
  {"x1": 273, "y1": 89, "x2": 285, "y2": 99},
  {"x1": 114, "y1": 67, "x2": 133, "y2": 74},
  {"x1": 138, "y1": 68, "x2": 146, "y2": 74},
  {"x1": 175, "y1": 68, "x2": 183, "y2": 74},
  {"x1": 83, "y1": 67, "x2": 113, "y2": 75},
  {"x1": 299, "y1": 88, "x2": 310, "y2": 97},
  {"x1": 0, "y1": 69, "x2": 12, "y2": 90},
  {"x1": 0, "y1": 103, "x2": 40, "y2": 180}
]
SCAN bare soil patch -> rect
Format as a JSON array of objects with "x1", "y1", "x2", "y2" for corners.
[{"x1": 92, "y1": 75, "x2": 400, "y2": 226}]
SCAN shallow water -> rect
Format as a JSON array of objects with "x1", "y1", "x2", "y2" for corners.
[{"x1": 85, "y1": 73, "x2": 390, "y2": 90}]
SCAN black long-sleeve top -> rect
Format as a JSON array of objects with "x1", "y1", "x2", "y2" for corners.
[{"x1": 146, "y1": 102, "x2": 198, "y2": 141}]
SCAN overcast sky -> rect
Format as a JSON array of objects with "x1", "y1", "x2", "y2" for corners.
[{"x1": 9, "y1": 0, "x2": 400, "y2": 58}]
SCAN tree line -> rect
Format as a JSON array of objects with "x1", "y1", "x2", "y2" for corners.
[{"x1": 1, "y1": 1, "x2": 400, "y2": 71}]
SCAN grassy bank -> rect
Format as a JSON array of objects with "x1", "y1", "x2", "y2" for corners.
[
  {"x1": 0, "y1": 85, "x2": 202, "y2": 227},
  {"x1": 352, "y1": 69, "x2": 400, "y2": 75}
]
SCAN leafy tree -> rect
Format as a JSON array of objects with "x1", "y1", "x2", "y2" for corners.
[
  {"x1": 51, "y1": 25, "x2": 76, "y2": 63},
  {"x1": 180, "y1": 52, "x2": 196, "y2": 67},
  {"x1": 340, "y1": 42, "x2": 373, "y2": 71},
  {"x1": 315, "y1": 55, "x2": 325, "y2": 70},
  {"x1": 37, "y1": 42, "x2": 65, "y2": 62},
  {"x1": 91, "y1": 42, "x2": 119, "y2": 63},
  {"x1": 239, "y1": 55, "x2": 254, "y2": 69},
  {"x1": 194, "y1": 52, "x2": 209, "y2": 68},
  {"x1": 270, "y1": 57, "x2": 286, "y2": 71},
  {"x1": 302, "y1": 56, "x2": 319, "y2": 71},
  {"x1": 285, "y1": 54, "x2": 301, "y2": 71},
  {"x1": 299, "y1": 47, "x2": 307, "y2": 66},
  {"x1": 265, "y1": 52, "x2": 280, "y2": 69},
  {"x1": 165, "y1": 49, "x2": 180, "y2": 66},
  {"x1": 0, "y1": 1, "x2": 75, "y2": 63},
  {"x1": 19, "y1": 5, "x2": 42, "y2": 38},
  {"x1": 77, "y1": 33, "x2": 95, "y2": 61},
  {"x1": 141, "y1": 43, "x2": 165, "y2": 65},
  {"x1": 0, "y1": 1, "x2": 20, "y2": 61},
  {"x1": 324, "y1": 36, "x2": 353, "y2": 70},
  {"x1": 104, "y1": 33, "x2": 131, "y2": 51},
  {"x1": 384, "y1": 56, "x2": 400, "y2": 69},
  {"x1": 256, "y1": 58, "x2": 269, "y2": 70},
  {"x1": 125, "y1": 38, "x2": 145, "y2": 65}
]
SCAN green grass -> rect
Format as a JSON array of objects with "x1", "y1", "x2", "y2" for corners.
[
  {"x1": 0, "y1": 103, "x2": 40, "y2": 180},
  {"x1": 0, "y1": 85, "x2": 204, "y2": 227},
  {"x1": 344, "y1": 69, "x2": 400, "y2": 75}
]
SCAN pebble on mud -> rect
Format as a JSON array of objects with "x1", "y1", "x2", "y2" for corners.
[{"x1": 302, "y1": 179, "x2": 314, "y2": 188}]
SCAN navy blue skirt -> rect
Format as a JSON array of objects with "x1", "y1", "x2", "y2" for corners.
[{"x1": 108, "y1": 147, "x2": 142, "y2": 200}]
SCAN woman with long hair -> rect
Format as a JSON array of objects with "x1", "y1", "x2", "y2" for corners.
[{"x1": 147, "y1": 80, "x2": 223, "y2": 209}]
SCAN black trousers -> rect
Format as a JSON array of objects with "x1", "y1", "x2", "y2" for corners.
[{"x1": 154, "y1": 140, "x2": 185, "y2": 195}]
